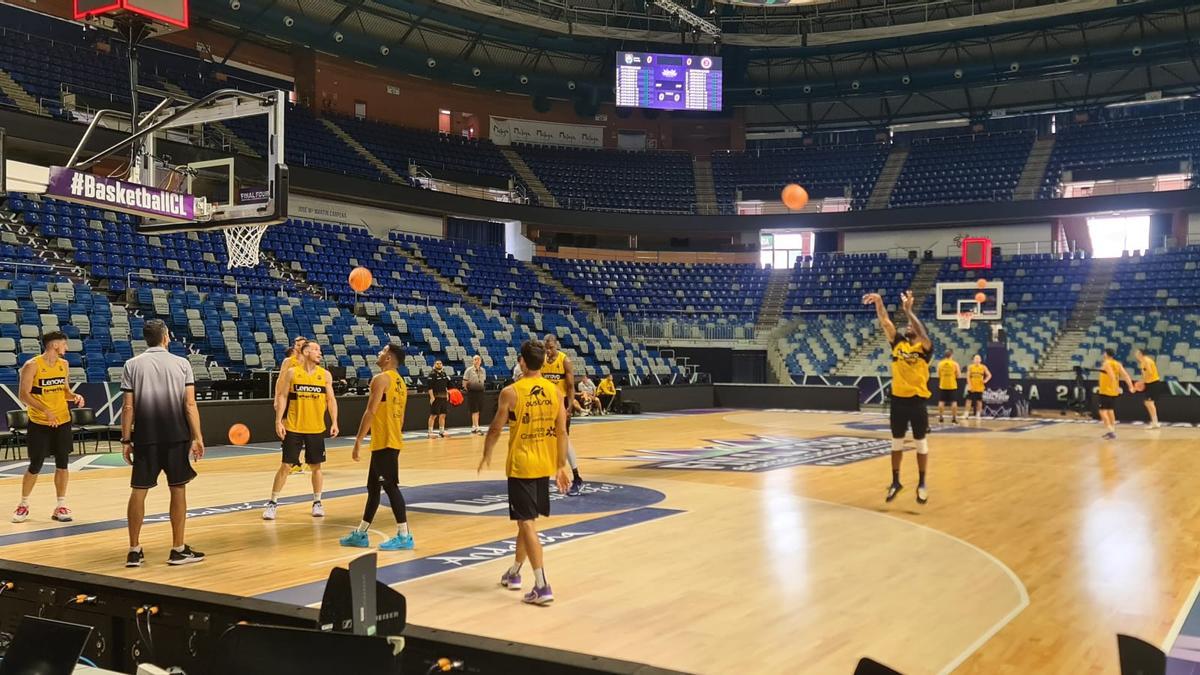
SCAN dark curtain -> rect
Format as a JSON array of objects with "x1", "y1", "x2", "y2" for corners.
[{"x1": 447, "y1": 217, "x2": 504, "y2": 248}]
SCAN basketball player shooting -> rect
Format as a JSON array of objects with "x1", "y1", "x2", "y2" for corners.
[{"x1": 863, "y1": 290, "x2": 933, "y2": 505}]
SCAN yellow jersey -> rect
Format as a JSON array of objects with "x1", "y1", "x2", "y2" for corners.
[
  {"x1": 937, "y1": 359, "x2": 959, "y2": 390},
  {"x1": 542, "y1": 350, "x2": 569, "y2": 395},
  {"x1": 27, "y1": 355, "x2": 69, "y2": 426},
  {"x1": 506, "y1": 376, "x2": 561, "y2": 479},
  {"x1": 370, "y1": 370, "x2": 407, "y2": 451},
  {"x1": 285, "y1": 365, "x2": 330, "y2": 434},
  {"x1": 1139, "y1": 356, "x2": 1160, "y2": 384},
  {"x1": 890, "y1": 339, "x2": 931, "y2": 399},
  {"x1": 597, "y1": 378, "x2": 616, "y2": 396},
  {"x1": 1098, "y1": 358, "x2": 1120, "y2": 397},
  {"x1": 967, "y1": 364, "x2": 987, "y2": 393}
]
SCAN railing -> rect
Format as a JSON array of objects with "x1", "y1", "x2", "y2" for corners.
[
  {"x1": 943, "y1": 239, "x2": 1076, "y2": 259},
  {"x1": 0, "y1": 260, "x2": 78, "y2": 278},
  {"x1": 127, "y1": 271, "x2": 237, "y2": 294},
  {"x1": 409, "y1": 174, "x2": 529, "y2": 204},
  {"x1": 601, "y1": 315, "x2": 753, "y2": 342}
]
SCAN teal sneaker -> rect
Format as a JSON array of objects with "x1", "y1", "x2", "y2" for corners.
[
  {"x1": 339, "y1": 530, "x2": 370, "y2": 548},
  {"x1": 379, "y1": 534, "x2": 414, "y2": 551}
]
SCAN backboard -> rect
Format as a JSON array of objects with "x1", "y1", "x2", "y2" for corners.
[
  {"x1": 935, "y1": 280, "x2": 1004, "y2": 322},
  {"x1": 75, "y1": 0, "x2": 189, "y2": 33}
]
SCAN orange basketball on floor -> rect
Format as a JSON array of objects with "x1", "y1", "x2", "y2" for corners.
[
  {"x1": 781, "y1": 184, "x2": 809, "y2": 210},
  {"x1": 976, "y1": 277, "x2": 988, "y2": 289},
  {"x1": 448, "y1": 388, "x2": 464, "y2": 406},
  {"x1": 228, "y1": 423, "x2": 250, "y2": 446},
  {"x1": 974, "y1": 292, "x2": 986, "y2": 304},
  {"x1": 348, "y1": 266, "x2": 373, "y2": 293}
]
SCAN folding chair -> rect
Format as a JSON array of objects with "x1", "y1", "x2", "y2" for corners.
[{"x1": 70, "y1": 408, "x2": 109, "y2": 455}]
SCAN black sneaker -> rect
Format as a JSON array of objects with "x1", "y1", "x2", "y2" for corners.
[
  {"x1": 167, "y1": 545, "x2": 205, "y2": 565},
  {"x1": 885, "y1": 483, "x2": 904, "y2": 502},
  {"x1": 125, "y1": 549, "x2": 145, "y2": 568}
]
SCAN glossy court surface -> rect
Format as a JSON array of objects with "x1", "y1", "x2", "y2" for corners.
[{"x1": 0, "y1": 409, "x2": 1196, "y2": 674}]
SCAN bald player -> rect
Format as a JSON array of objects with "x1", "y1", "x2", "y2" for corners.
[{"x1": 541, "y1": 334, "x2": 584, "y2": 496}]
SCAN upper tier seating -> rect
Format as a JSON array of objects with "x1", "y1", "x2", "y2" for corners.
[
  {"x1": 890, "y1": 131, "x2": 1034, "y2": 207},
  {"x1": 711, "y1": 143, "x2": 888, "y2": 213},
  {"x1": 515, "y1": 146, "x2": 696, "y2": 214}
]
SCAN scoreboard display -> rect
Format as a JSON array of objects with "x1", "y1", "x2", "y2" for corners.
[{"x1": 616, "y1": 52, "x2": 723, "y2": 112}]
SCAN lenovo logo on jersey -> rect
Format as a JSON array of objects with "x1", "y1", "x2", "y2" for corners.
[
  {"x1": 294, "y1": 384, "x2": 324, "y2": 394},
  {"x1": 38, "y1": 377, "x2": 67, "y2": 387}
]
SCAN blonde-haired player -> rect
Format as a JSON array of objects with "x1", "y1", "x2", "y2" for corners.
[
  {"x1": 1134, "y1": 348, "x2": 1163, "y2": 429},
  {"x1": 265, "y1": 341, "x2": 339, "y2": 519},
  {"x1": 935, "y1": 349, "x2": 961, "y2": 424},
  {"x1": 965, "y1": 355, "x2": 992, "y2": 420}
]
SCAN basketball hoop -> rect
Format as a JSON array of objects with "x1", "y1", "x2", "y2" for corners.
[
  {"x1": 956, "y1": 311, "x2": 974, "y2": 330},
  {"x1": 223, "y1": 223, "x2": 269, "y2": 268}
]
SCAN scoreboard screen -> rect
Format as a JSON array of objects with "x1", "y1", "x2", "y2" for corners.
[{"x1": 616, "y1": 52, "x2": 722, "y2": 112}]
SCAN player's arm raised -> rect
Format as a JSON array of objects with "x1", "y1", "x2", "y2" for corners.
[
  {"x1": 324, "y1": 369, "x2": 339, "y2": 438},
  {"x1": 352, "y1": 373, "x2": 386, "y2": 461},
  {"x1": 480, "y1": 386, "x2": 515, "y2": 472},
  {"x1": 901, "y1": 291, "x2": 932, "y2": 349},
  {"x1": 862, "y1": 293, "x2": 896, "y2": 342}
]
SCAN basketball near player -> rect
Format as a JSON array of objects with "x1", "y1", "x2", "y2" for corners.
[
  {"x1": 1098, "y1": 348, "x2": 1135, "y2": 440},
  {"x1": 13, "y1": 331, "x2": 85, "y2": 523},
  {"x1": 340, "y1": 344, "x2": 414, "y2": 551},
  {"x1": 935, "y1": 349, "x2": 961, "y2": 424},
  {"x1": 541, "y1": 334, "x2": 584, "y2": 496},
  {"x1": 265, "y1": 341, "x2": 339, "y2": 519},
  {"x1": 863, "y1": 291, "x2": 932, "y2": 505},
  {"x1": 1134, "y1": 348, "x2": 1164, "y2": 429},
  {"x1": 966, "y1": 355, "x2": 992, "y2": 420},
  {"x1": 479, "y1": 339, "x2": 571, "y2": 606},
  {"x1": 278, "y1": 336, "x2": 307, "y2": 475}
]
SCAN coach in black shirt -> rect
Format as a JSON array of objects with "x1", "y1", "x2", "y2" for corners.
[{"x1": 427, "y1": 360, "x2": 451, "y2": 438}]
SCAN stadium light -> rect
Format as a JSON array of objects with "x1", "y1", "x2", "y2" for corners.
[{"x1": 650, "y1": 0, "x2": 721, "y2": 38}]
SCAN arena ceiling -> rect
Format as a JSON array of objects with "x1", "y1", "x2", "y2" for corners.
[{"x1": 191, "y1": 0, "x2": 1200, "y2": 126}]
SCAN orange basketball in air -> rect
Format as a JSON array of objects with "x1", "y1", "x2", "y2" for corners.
[
  {"x1": 974, "y1": 292, "x2": 987, "y2": 304},
  {"x1": 781, "y1": 184, "x2": 809, "y2": 210},
  {"x1": 348, "y1": 266, "x2": 373, "y2": 293},
  {"x1": 976, "y1": 278, "x2": 988, "y2": 289},
  {"x1": 228, "y1": 423, "x2": 250, "y2": 446},
  {"x1": 448, "y1": 388, "x2": 464, "y2": 406}
]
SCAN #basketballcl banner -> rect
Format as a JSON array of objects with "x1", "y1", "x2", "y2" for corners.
[{"x1": 45, "y1": 166, "x2": 196, "y2": 223}]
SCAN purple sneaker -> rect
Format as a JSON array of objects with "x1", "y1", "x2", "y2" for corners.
[
  {"x1": 1102, "y1": 431, "x2": 1117, "y2": 440},
  {"x1": 522, "y1": 585, "x2": 554, "y2": 605},
  {"x1": 500, "y1": 571, "x2": 522, "y2": 590}
]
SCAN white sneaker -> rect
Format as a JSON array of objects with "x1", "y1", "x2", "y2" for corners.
[
  {"x1": 262, "y1": 501, "x2": 277, "y2": 520},
  {"x1": 311, "y1": 501, "x2": 324, "y2": 518},
  {"x1": 1148, "y1": 423, "x2": 1161, "y2": 429},
  {"x1": 11, "y1": 504, "x2": 29, "y2": 523}
]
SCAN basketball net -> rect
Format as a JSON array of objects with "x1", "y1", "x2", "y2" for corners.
[
  {"x1": 956, "y1": 311, "x2": 974, "y2": 330},
  {"x1": 223, "y1": 223, "x2": 269, "y2": 269}
]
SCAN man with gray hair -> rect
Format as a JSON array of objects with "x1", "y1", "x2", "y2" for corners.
[{"x1": 121, "y1": 320, "x2": 205, "y2": 567}]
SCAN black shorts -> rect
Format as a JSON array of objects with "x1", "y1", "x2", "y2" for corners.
[
  {"x1": 936, "y1": 388, "x2": 958, "y2": 404},
  {"x1": 282, "y1": 432, "x2": 327, "y2": 465},
  {"x1": 1098, "y1": 394, "x2": 1118, "y2": 410},
  {"x1": 1144, "y1": 381, "x2": 1166, "y2": 402},
  {"x1": 131, "y1": 441, "x2": 196, "y2": 489},
  {"x1": 26, "y1": 422, "x2": 74, "y2": 472},
  {"x1": 508, "y1": 476, "x2": 550, "y2": 521},
  {"x1": 368, "y1": 448, "x2": 400, "y2": 484},
  {"x1": 889, "y1": 395, "x2": 929, "y2": 440},
  {"x1": 430, "y1": 396, "x2": 448, "y2": 416},
  {"x1": 966, "y1": 391, "x2": 983, "y2": 403},
  {"x1": 467, "y1": 389, "x2": 485, "y2": 414}
]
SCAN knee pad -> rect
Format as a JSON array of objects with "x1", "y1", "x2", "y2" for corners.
[
  {"x1": 891, "y1": 438, "x2": 905, "y2": 453},
  {"x1": 916, "y1": 439, "x2": 929, "y2": 455}
]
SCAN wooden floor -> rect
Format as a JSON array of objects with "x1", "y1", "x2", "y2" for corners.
[{"x1": 1, "y1": 409, "x2": 1198, "y2": 674}]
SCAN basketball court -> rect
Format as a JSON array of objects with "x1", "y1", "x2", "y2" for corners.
[{"x1": 0, "y1": 408, "x2": 1196, "y2": 674}]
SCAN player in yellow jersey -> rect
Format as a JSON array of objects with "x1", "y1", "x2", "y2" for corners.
[
  {"x1": 1098, "y1": 348, "x2": 1135, "y2": 440},
  {"x1": 266, "y1": 341, "x2": 339, "y2": 520},
  {"x1": 13, "y1": 331, "x2": 85, "y2": 523},
  {"x1": 542, "y1": 334, "x2": 584, "y2": 496},
  {"x1": 1134, "y1": 348, "x2": 1164, "y2": 429},
  {"x1": 480, "y1": 339, "x2": 570, "y2": 606},
  {"x1": 340, "y1": 344, "x2": 413, "y2": 551},
  {"x1": 864, "y1": 290, "x2": 932, "y2": 505},
  {"x1": 965, "y1": 355, "x2": 992, "y2": 421},
  {"x1": 277, "y1": 337, "x2": 308, "y2": 475},
  {"x1": 934, "y1": 349, "x2": 961, "y2": 424}
]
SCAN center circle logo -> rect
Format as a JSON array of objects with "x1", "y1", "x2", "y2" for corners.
[{"x1": 403, "y1": 480, "x2": 665, "y2": 516}]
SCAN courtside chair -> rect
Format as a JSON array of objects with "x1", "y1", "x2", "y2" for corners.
[
  {"x1": 70, "y1": 407, "x2": 108, "y2": 455},
  {"x1": 4, "y1": 410, "x2": 28, "y2": 461}
]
